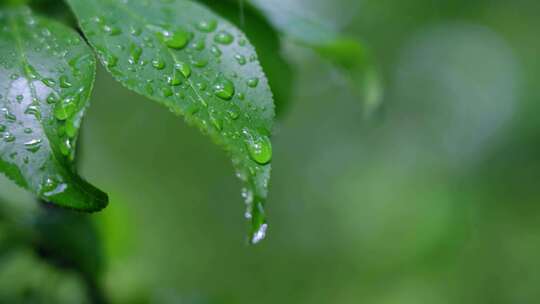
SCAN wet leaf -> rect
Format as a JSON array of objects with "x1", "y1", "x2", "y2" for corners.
[
  {"x1": 67, "y1": 0, "x2": 274, "y2": 243},
  {"x1": 0, "y1": 7, "x2": 107, "y2": 211}
]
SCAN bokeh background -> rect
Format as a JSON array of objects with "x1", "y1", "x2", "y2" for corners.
[{"x1": 2, "y1": 0, "x2": 540, "y2": 303}]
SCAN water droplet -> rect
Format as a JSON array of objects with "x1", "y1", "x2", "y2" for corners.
[
  {"x1": 3, "y1": 132, "x2": 15, "y2": 142},
  {"x1": 196, "y1": 19, "x2": 217, "y2": 32},
  {"x1": 103, "y1": 53, "x2": 118, "y2": 68},
  {"x1": 59, "y1": 75, "x2": 72, "y2": 88},
  {"x1": 3, "y1": 109, "x2": 16, "y2": 122},
  {"x1": 227, "y1": 108, "x2": 239, "y2": 120},
  {"x1": 54, "y1": 96, "x2": 78, "y2": 121},
  {"x1": 213, "y1": 76, "x2": 235, "y2": 100},
  {"x1": 25, "y1": 104, "x2": 41, "y2": 120},
  {"x1": 175, "y1": 61, "x2": 191, "y2": 79},
  {"x1": 191, "y1": 40, "x2": 205, "y2": 51},
  {"x1": 235, "y1": 54, "x2": 246, "y2": 65},
  {"x1": 243, "y1": 129, "x2": 272, "y2": 164},
  {"x1": 41, "y1": 176, "x2": 67, "y2": 197},
  {"x1": 152, "y1": 58, "x2": 166, "y2": 70},
  {"x1": 129, "y1": 43, "x2": 143, "y2": 64},
  {"x1": 25, "y1": 64, "x2": 38, "y2": 79},
  {"x1": 191, "y1": 57, "x2": 208, "y2": 68},
  {"x1": 214, "y1": 31, "x2": 234, "y2": 45},
  {"x1": 210, "y1": 45, "x2": 222, "y2": 57},
  {"x1": 60, "y1": 138, "x2": 72, "y2": 156},
  {"x1": 247, "y1": 77, "x2": 259, "y2": 88},
  {"x1": 24, "y1": 139, "x2": 42, "y2": 153},
  {"x1": 46, "y1": 93, "x2": 58, "y2": 104},
  {"x1": 167, "y1": 72, "x2": 182, "y2": 86},
  {"x1": 102, "y1": 24, "x2": 121, "y2": 35},
  {"x1": 251, "y1": 223, "x2": 268, "y2": 244},
  {"x1": 42, "y1": 78, "x2": 56, "y2": 87},
  {"x1": 210, "y1": 114, "x2": 223, "y2": 131},
  {"x1": 158, "y1": 29, "x2": 190, "y2": 49},
  {"x1": 162, "y1": 87, "x2": 173, "y2": 97}
]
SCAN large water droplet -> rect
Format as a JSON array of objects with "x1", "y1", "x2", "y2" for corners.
[
  {"x1": 24, "y1": 139, "x2": 42, "y2": 153},
  {"x1": 214, "y1": 31, "x2": 234, "y2": 45},
  {"x1": 41, "y1": 176, "x2": 67, "y2": 197},
  {"x1": 175, "y1": 62, "x2": 191, "y2": 78},
  {"x1": 213, "y1": 76, "x2": 235, "y2": 100},
  {"x1": 243, "y1": 129, "x2": 272, "y2": 164},
  {"x1": 196, "y1": 19, "x2": 217, "y2": 33},
  {"x1": 158, "y1": 29, "x2": 190, "y2": 49}
]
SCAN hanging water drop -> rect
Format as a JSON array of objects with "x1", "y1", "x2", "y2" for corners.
[{"x1": 251, "y1": 223, "x2": 268, "y2": 244}]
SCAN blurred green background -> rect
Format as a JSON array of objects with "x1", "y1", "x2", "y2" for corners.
[{"x1": 2, "y1": 0, "x2": 540, "y2": 303}]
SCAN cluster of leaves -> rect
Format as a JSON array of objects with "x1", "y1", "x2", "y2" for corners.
[{"x1": 0, "y1": 0, "x2": 378, "y2": 245}]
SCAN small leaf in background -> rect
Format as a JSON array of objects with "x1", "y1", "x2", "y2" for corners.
[
  {"x1": 247, "y1": 0, "x2": 383, "y2": 117},
  {"x1": 0, "y1": 7, "x2": 107, "y2": 211},
  {"x1": 67, "y1": 0, "x2": 274, "y2": 243}
]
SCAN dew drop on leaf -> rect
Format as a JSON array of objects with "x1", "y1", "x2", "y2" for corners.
[
  {"x1": 157, "y1": 29, "x2": 190, "y2": 49},
  {"x1": 213, "y1": 76, "x2": 235, "y2": 100},
  {"x1": 214, "y1": 31, "x2": 234, "y2": 45},
  {"x1": 175, "y1": 61, "x2": 191, "y2": 78},
  {"x1": 247, "y1": 77, "x2": 259, "y2": 88},
  {"x1": 243, "y1": 129, "x2": 272, "y2": 165},
  {"x1": 195, "y1": 19, "x2": 217, "y2": 33},
  {"x1": 3, "y1": 132, "x2": 15, "y2": 142},
  {"x1": 152, "y1": 58, "x2": 166, "y2": 70},
  {"x1": 24, "y1": 139, "x2": 42, "y2": 153}
]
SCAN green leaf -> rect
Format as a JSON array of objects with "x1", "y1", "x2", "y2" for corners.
[
  {"x1": 247, "y1": 0, "x2": 383, "y2": 116},
  {"x1": 197, "y1": 0, "x2": 294, "y2": 117},
  {"x1": 66, "y1": 0, "x2": 274, "y2": 243},
  {"x1": 0, "y1": 7, "x2": 107, "y2": 211}
]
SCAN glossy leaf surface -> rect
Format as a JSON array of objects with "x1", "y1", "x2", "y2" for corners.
[
  {"x1": 0, "y1": 7, "x2": 107, "y2": 211},
  {"x1": 67, "y1": 0, "x2": 274, "y2": 242}
]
